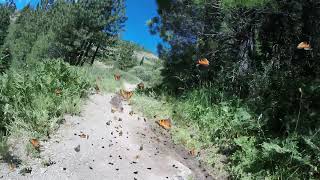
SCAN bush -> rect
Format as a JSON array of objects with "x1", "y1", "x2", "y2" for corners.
[
  {"x1": 176, "y1": 87, "x2": 320, "y2": 179},
  {"x1": 134, "y1": 84, "x2": 320, "y2": 179},
  {"x1": 114, "y1": 41, "x2": 137, "y2": 70},
  {"x1": 0, "y1": 59, "x2": 90, "y2": 137},
  {"x1": 148, "y1": 0, "x2": 320, "y2": 178}
]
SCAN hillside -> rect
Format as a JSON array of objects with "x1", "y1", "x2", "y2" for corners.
[{"x1": 0, "y1": 0, "x2": 319, "y2": 179}]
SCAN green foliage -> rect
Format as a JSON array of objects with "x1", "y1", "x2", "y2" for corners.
[
  {"x1": 151, "y1": 0, "x2": 320, "y2": 178},
  {"x1": 102, "y1": 40, "x2": 139, "y2": 71},
  {"x1": 4, "y1": 0, "x2": 126, "y2": 65},
  {"x1": 0, "y1": 5, "x2": 11, "y2": 46},
  {"x1": 0, "y1": 48, "x2": 11, "y2": 73},
  {"x1": 134, "y1": 85, "x2": 320, "y2": 179},
  {"x1": 0, "y1": 60, "x2": 90, "y2": 137},
  {"x1": 221, "y1": 0, "x2": 272, "y2": 8},
  {"x1": 173, "y1": 87, "x2": 259, "y2": 145},
  {"x1": 115, "y1": 41, "x2": 136, "y2": 70},
  {"x1": 128, "y1": 60, "x2": 163, "y2": 87}
]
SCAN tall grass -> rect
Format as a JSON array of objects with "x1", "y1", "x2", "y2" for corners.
[
  {"x1": 132, "y1": 84, "x2": 320, "y2": 179},
  {"x1": 0, "y1": 59, "x2": 92, "y2": 156}
]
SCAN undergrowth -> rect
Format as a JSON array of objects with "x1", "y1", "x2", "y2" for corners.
[
  {"x1": 132, "y1": 85, "x2": 320, "y2": 179},
  {"x1": 0, "y1": 60, "x2": 91, "y2": 139}
]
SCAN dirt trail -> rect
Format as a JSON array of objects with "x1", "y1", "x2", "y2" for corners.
[{"x1": 0, "y1": 93, "x2": 212, "y2": 180}]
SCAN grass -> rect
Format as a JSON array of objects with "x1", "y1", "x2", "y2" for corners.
[
  {"x1": 0, "y1": 53, "x2": 153, "y2": 160},
  {"x1": 0, "y1": 59, "x2": 93, "y2": 157},
  {"x1": 0, "y1": 59, "x2": 123, "y2": 158},
  {"x1": 130, "y1": 90, "x2": 229, "y2": 178},
  {"x1": 131, "y1": 83, "x2": 320, "y2": 179},
  {"x1": 131, "y1": 92, "x2": 172, "y2": 119},
  {"x1": 2, "y1": 50, "x2": 314, "y2": 179}
]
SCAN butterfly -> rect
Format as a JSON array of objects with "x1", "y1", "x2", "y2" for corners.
[
  {"x1": 196, "y1": 58, "x2": 210, "y2": 66},
  {"x1": 79, "y1": 133, "x2": 89, "y2": 139},
  {"x1": 297, "y1": 42, "x2": 312, "y2": 50},
  {"x1": 137, "y1": 82, "x2": 145, "y2": 90},
  {"x1": 95, "y1": 84, "x2": 100, "y2": 93},
  {"x1": 95, "y1": 77, "x2": 101, "y2": 93},
  {"x1": 30, "y1": 139, "x2": 40, "y2": 150},
  {"x1": 55, "y1": 88, "x2": 62, "y2": 95},
  {"x1": 156, "y1": 119, "x2": 172, "y2": 130},
  {"x1": 8, "y1": 163, "x2": 16, "y2": 171},
  {"x1": 111, "y1": 107, "x2": 117, "y2": 113},
  {"x1": 114, "y1": 73, "x2": 121, "y2": 81},
  {"x1": 120, "y1": 89, "x2": 133, "y2": 100},
  {"x1": 189, "y1": 148, "x2": 196, "y2": 156}
]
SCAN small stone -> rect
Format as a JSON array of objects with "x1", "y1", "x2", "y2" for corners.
[
  {"x1": 19, "y1": 167, "x2": 32, "y2": 175},
  {"x1": 106, "y1": 121, "x2": 111, "y2": 126},
  {"x1": 74, "y1": 145, "x2": 80, "y2": 152}
]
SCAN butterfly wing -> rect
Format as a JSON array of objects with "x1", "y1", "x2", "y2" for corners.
[
  {"x1": 157, "y1": 119, "x2": 172, "y2": 129},
  {"x1": 297, "y1": 42, "x2": 311, "y2": 50},
  {"x1": 30, "y1": 139, "x2": 40, "y2": 149}
]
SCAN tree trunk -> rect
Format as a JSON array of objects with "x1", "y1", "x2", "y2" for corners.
[
  {"x1": 79, "y1": 42, "x2": 93, "y2": 66},
  {"x1": 76, "y1": 41, "x2": 87, "y2": 65},
  {"x1": 238, "y1": 31, "x2": 254, "y2": 76},
  {"x1": 90, "y1": 45, "x2": 100, "y2": 65}
]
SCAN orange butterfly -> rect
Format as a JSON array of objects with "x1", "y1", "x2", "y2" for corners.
[
  {"x1": 114, "y1": 73, "x2": 121, "y2": 81},
  {"x1": 189, "y1": 148, "x2": 196, "y2": 156},
  {"x1": 156, "y1": 119, "x2": 172, "y2": 130},
  {"x1": 137, "y1": 82, "x2": 145, "y2": 90},
  {"x1": 196, "y1": 58, "x2": 210, "y2": 66},
  {"x1": 30, "y1": 139, "x2": 40, "y2": 150},
  {"x1": 120, "y1": 89, "x2": 133, "y2": 100},
  {"x1": 297, "y1": 42, "x2": 312, "y2": 50}
]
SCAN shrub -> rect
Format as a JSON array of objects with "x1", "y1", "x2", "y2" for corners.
[
  {"x1": 134, "y1": 85, "x2": 320, "y2": 179},
  {"x1": 114, "y1": 41, "x2": 137, "y2": 70},
  {"x1": 0, "y1": 59, "x2": 90, "y2": 137}
]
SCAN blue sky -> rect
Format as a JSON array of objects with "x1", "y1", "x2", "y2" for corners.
[
  {"x1": 122, "y1": 0, "x2": 161, "y2": 53},
  {"x1": 1, "y1": 0, "x2": 161, "y2": 54}
]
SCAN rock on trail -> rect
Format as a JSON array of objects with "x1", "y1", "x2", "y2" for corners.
[{"x1": 0, "y1": 94, "x2": 212, "y2": 180}]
